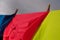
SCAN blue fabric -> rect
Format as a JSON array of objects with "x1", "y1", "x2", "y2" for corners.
[{"x1": 0, "y1": 13, "x2": 16, "y2": 40}]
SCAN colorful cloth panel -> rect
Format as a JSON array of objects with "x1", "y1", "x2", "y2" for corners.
[
  {"x1": 33, "y1": 10, "x2": 60, "y2": 40},
  {"x1": 0, "y1": 13, "x2": 16, "y2": 40},
  {"x1": 3, "y1": 11, "x2": 49, "y2": 40}
]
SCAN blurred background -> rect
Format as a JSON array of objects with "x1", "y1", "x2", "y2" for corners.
[
  {"x1": 17, "y1": 0, "x2": 60, "y2": 13},
  {"x1": 0, "y1": 0, "x2": 60, "y2": 14}
]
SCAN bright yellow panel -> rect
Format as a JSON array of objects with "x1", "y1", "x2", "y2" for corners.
[{"x1": 33, "y1": 10, "x2": 60, "y2": 40}]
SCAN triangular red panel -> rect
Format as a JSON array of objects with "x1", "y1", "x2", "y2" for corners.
[{"x1": 3, "y1": 11, "x2": 49, "y2": 40}]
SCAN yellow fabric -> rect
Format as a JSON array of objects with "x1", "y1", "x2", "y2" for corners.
[{"x1": 33, "y1": 10, "x2": 60, "y2": 40}]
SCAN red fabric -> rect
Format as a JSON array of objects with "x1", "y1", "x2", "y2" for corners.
[{"x1": 3, "y1": 11, "x2": 49, "y2": 40}]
